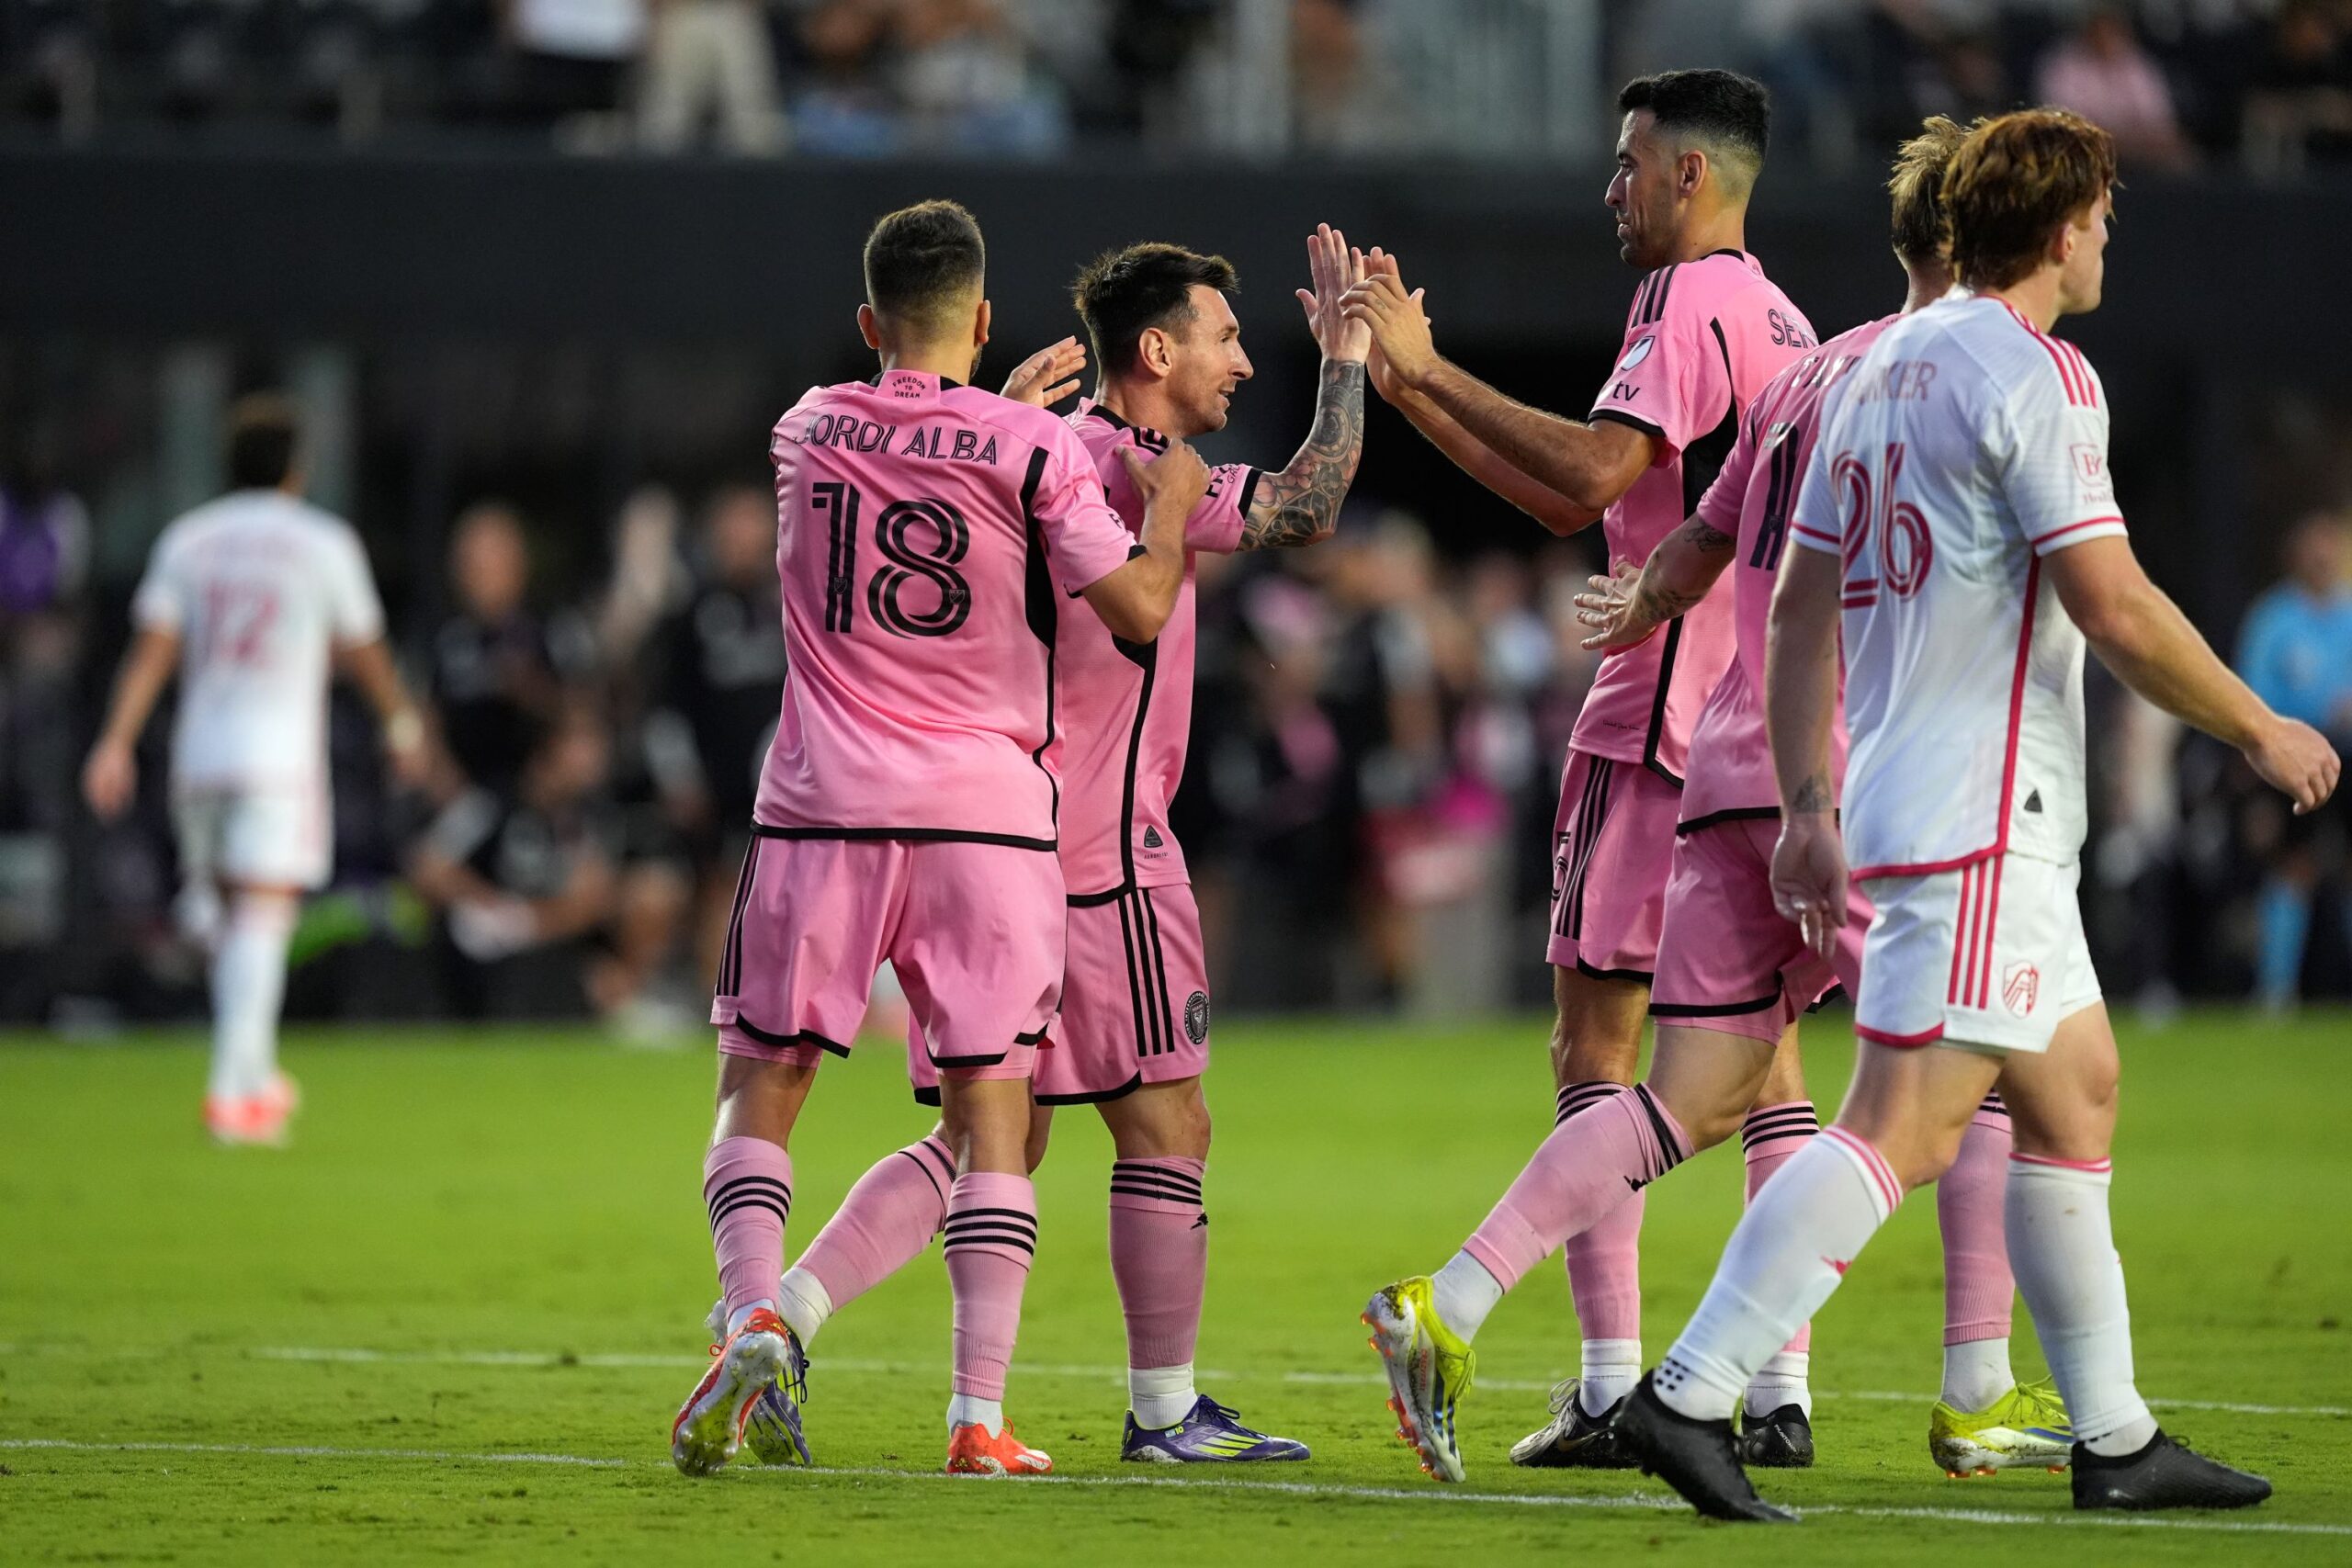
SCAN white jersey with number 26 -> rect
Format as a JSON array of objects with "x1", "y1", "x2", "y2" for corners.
[
  {"x1": 1787, "y1": 293, "x2": 2128, "y2": 880},
  {"x1": 131, "y1": 489, "x2": 387, "y2": 791}
]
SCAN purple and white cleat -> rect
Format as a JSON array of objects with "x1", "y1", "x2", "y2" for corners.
[{"x1": 1120, "y1": 1396, "x2": 1310, "y2": 1463}]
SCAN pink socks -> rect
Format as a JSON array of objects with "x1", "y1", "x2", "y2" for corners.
[
  {"x1": 793, "y1": 1134, "x2": 956, "y2": 1322},
  {"x1": 1741, "y1": 1101, "x2": 1820, "y2": 1416},
  {"x1": 704, "y1": 1136, "x2": 793, "y2": 1319},
  {"x1": 1462, "y1": 1082, "x2": 1684, "y2": 1300},
  {"x1": 943, "y1": 1171, "x2": 1038, "y2": 1401},
  {"x1": 1940, "y1": 1093, "x2": 2018, "y2": 1347},
  {"x1": 1108, "y1": 1157, "x2": 1208, "y2": 1373}
]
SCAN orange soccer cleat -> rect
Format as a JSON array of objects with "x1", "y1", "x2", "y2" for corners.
[{"x1": 944, "y1": 1420, "x2": 1053, "y2": 1476}]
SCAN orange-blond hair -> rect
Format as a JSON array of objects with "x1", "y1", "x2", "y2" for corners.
[
  {"x1": 1889, "y1": 116, "x2": 1974, "y2": 265},
  {"x1": 1941, "y1": 109, "x2": 2118, "y2": 289}
]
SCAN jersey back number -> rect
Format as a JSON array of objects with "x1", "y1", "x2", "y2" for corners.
[
  {"x1": 1833, "y1": 443, "x2": 1933, "y2": 609},
  {"x1": 810, "y1": 482, "x2": 974, "y2": 639}
]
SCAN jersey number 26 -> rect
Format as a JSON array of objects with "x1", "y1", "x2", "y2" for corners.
[{"x1": 1832, "y1": 443, "x2": 1933, "y2": 608}]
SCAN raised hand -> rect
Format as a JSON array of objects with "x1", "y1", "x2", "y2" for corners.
[
  {"x1": 1001, "y1": 336, "x2": 1088, "y2": 408},
  {"x1": 1343, "y1": 259, "x2": 1437, "y2": 393},
  {"x1": 1294, "y1": 222, "x2": 1370, "y2": 366},
  {"x1": 1121, "y1": 438, "x2": 1212, "y2": 520}
]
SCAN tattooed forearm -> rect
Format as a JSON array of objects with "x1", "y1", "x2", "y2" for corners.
[
  {"x1": 1632, "y1": 576, "x2": 1706, "y2": 626},
  {"x1": 1789, "y1": 773, "x2": 1835, "y2": 813},
  {"x1": 1686, "y1": 519, "x2": 1735, "y2": 553},
  {"x1": 1239, "y1": 360, "x2": 1366, "y2": 549}
]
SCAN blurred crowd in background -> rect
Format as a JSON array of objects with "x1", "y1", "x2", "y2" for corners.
[
  {"x1": 4, "y1": 423, "x2": 2349, "y2": 1031},
  {"x1": 3, "y1": 0, "x2": 2352, "y2": 173}
]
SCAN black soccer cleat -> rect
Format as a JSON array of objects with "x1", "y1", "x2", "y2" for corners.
[
  {"x1": 1613, "y1": 1373, "x2": 1795, "y2": 1523},
  {"x1": 2071, "y1": 1430, "x2": 2272, "y2": 1511},
  {"x1": 1508, "y1": 1378, "x2": 1639, "y2": 1470},
  {"x1": 1739, "y1": 1403, "x2": 1815, "y2": 1469}
]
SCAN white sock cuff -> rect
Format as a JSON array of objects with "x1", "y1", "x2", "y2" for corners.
[
  {"x1": 224, "y1": 897, "x2": 300, "y2": 939},
  {"x1": 1579, "y1": 1337, "x2": 1642, "y2": 1373},
  {"x1": 2008, "y1": 1151, "x2": 2113, "y2": 1186},
  {"x1": 1819, "y1": 1127, "x2": 1903, "y2": 1221},
  {"x1": 775, "y1": 1266, "x2": 833, "y2": 1344}
]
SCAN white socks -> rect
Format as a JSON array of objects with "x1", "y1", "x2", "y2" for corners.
[
  {"x1": 1745, "y1": 1349, "x2": 1811, "y2": 1419},
  {"x1": 1579, "y1": 1338, "x2": 1642, "y2": 1416},
  {"x1": 725, "y1": 1298, "x2": 778, "y2": 1336},
  {"x1": 1940, "y1": 1336, "x2": 2016, "y2": 1411},
  {"x1": 2005, "y1": 1155, "x2": 2157, "y2": 1456},
  {"x1": 1657, "y1": 1128, "x2": 1901, "y2": 1423},
  {"x1": 1430, "y1": 1251, "x2": 1506, "y2": 1342},
  {"x1": 1129, "y1": 1363, "x2": 1198, "y2": 1430},
  {"x1": 209, "y1": 898, "x2": 295, "y2": 1101},
  {"x1": 946, "y1": 1393, "x2": 1003, "y2": 1436},
  {"x1": 775, "y1": 1266, "x2": 833, "y2": 1347}
]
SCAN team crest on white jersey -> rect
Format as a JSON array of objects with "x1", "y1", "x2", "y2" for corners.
[
  {"x1": 2002, "y1": 962, "x2": 2041, "y2": 1017},
  {"x1": 2070, "y1": 444, "x2": 2112, "y2": 503},
  {"x1": 1616, "y1": 336, "x2": 1655, "y2": 371}
]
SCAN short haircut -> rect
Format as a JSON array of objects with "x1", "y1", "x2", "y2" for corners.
[
  {"x1": 1070, "y1": 243, "x2": 1239, "y2": 378},
  {"x1": 1888, "y1": 116, "x2": 1974, "y2": 265},
  {"x1": 1941, "y1": 109, "x2": 2118, "y2": 290},
  {"x1": 225, "y1": 393, "x2": 300, "y2": 491},
  {"x1": 862, "y1": 200, "x2": 986, "y2": 333},
  {"x1": 1618, "y1": 69, "x2": 1771, "y2": 191}
]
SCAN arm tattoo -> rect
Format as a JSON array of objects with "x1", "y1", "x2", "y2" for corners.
[
  {"x1": 1632, "y1": 577, "x2": 1705, "y2": 626},
  {"x1": 1239, "y1": 360, "x2": 1366, "y2": 549},
  {"x1": 1789, "y1": 773, "x2": 1835, "y2": 813},
  {"x1": 1685, "y1": 519, "x2": 1735, "y2": 553}
]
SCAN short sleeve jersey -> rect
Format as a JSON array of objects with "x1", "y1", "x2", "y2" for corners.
[
  {"x1": 1578, "y1": 250, "x2": 1815, "y2": 782},
  {"x1": 753, "y1": 370, "x2": 1140, "y2": 848},
  {"x1": 1053, "y1": 400, "x2": 1261, "y2": 897},
  {"x1": 1678, "y1": 314, "x2": 1897, "y2": 830},
  {"x1": 1788, "y1": 294, "x2": 2128, "y2": 876},
  {"x1": 130, "y1": 490, "x2": 385, "y2": 790}
]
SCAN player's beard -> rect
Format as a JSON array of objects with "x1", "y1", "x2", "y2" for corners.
[{"x1": 967, "y1": 346, "x2": 986, "y2": 385}]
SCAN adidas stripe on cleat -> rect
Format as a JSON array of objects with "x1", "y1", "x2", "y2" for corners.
[{"x1": 1121, "y1": 1396, "x2": 1309, "y2": 1463}]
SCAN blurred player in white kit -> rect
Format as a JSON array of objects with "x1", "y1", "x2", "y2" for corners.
[{"x1": 84, "y1": 395, "x2": 428, "y2": 1145}]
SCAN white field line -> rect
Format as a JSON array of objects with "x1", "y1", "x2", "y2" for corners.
[
  {"x1": 5, "y1": 1438, "x2": 2348, "y2": 1538},
  {"x1": 209, "y1": 1345, "x2": 2350, "y2": 1419}
]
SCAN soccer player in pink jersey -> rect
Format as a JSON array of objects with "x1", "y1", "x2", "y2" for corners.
[
  {"x1": 1555, "y1": 118, "x2": 2069, "y2": 1479},
  {"x1": 669, "y1": 200, "x2": 1212, "y2": 1480},
  {"x1": 83, "y1": 395, "x2": 429, "y2": 1146},
  {"x1": 1613, "y1": 111, "x2": 2335, "y2": 1520},
  {"x1": 743, "y1": 225, "x2": 1370, "y2": 1465},
  {"x1": 1340, "y1": 69, "x2": 1817, "y2": 1483}
]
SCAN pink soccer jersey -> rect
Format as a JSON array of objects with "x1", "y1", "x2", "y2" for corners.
[
  {"x1": 753, "y1": 369, "x2": 1141, "y2": 848},
  {"x1": 1676, "y1": 313, "x2": 1897, "y2": 831},
  {"x1": 1577, "y1": 250, "x2": 1815, "y2": 783},
  {"x1": 1051, "y1": 400, "x2": 1261, "y2": 896}
]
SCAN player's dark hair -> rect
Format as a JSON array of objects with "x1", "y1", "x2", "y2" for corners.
[
  {"x1": 1889, "y1": 116, "x2": 1974, "y2": 265},
  {"x1": 862, "y1": 200, "x2": 987, "y2": 333},
  {"x1": 1942, "y1": 109, "x2": 2118, "y2": 290},
  {"x1": 225, "y1": 393, "x2": 300, "y2": 491},
  {"x1": 1070, "y1": 243, "x2": 1239, "y2": 378},
  {"x1": 1617, "y1": 69, "x2": 1771, "y2": 189}
]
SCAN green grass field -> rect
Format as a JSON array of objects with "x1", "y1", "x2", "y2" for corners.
[{"x1": 4, "y1": 1010, "x2": 2349, "y2": 1563}]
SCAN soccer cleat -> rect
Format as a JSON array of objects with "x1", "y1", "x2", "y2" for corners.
[
  {"x1": 203, "y1": 1094, "x2": 288, "y2": 1147},
  {"x1": 1930, "y1": 1377, "x2": 2074, "y2": 1476},
  {"x1": 1613, "y1": 1373, "x2": 1795, "y2": 1523},
  {"x1": 1363, "y1": 1276, "x2": 1475, "y2": 1483},
  {"x1": 945, "y1": 1421, "x2": 1053, "y2": 1475},
  {"x1": 741, "y1": 1330, "x2": 813, "y2": 1466},
  {"x1": 1120, "y1": 1396, "x2": 1310, "y2": 1462},
  {"x1": 2071, "y1": 1429, "x2": 2272, "y2": 1511},
  {"x1": 1509, "y1": 1379, "x2": 1637, "y2": 1469},
  {"x1": 1739, "y1": 1404, "x2": 1815, "y2": 1469},
  {"x1": 670, "y1": 1309, "x2": 789, "y2": 1476},
  {"x1": 701, "y1": 1295, "x2": 814, "y2": 1467}
]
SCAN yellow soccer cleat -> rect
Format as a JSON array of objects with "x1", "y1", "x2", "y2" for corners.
[
  {"x1": 1363, "y1": 1277, "x2": 1476, "y2": 1483},
  {"x1": 1930, "y1": 1377, "x2": 2074, "y2": 1477}
]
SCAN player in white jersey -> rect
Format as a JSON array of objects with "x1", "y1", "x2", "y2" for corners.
[
  {"x1": 1613, "y1": 111, "x2": 2337, "y2": 1521},
  {"x1": 84, "y1": 396, "x2": 429, "y2": 1145}
]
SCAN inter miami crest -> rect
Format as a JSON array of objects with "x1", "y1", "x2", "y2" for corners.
[{"x1": 1183, "y1": 990, "x2": 1210, "y2": 1044}]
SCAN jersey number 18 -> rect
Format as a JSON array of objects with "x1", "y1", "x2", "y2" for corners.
[{"x1": 811, "y1": 481, "x2": 973, "y2": 639}]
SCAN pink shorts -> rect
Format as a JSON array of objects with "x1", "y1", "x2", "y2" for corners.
[
  {"x1": 1547, "y1": 750, "x2": 1681, "y2": 979},
  {"x1": 711, "y1": 832, "x2": 1061, "y2": 1083},
  {"x1": 1648, "y1": 816, "x2": 1871, "y2": 1043},
  {"x1": 911, "y1": 882, "x2": 1212, "y2": 1105}
]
